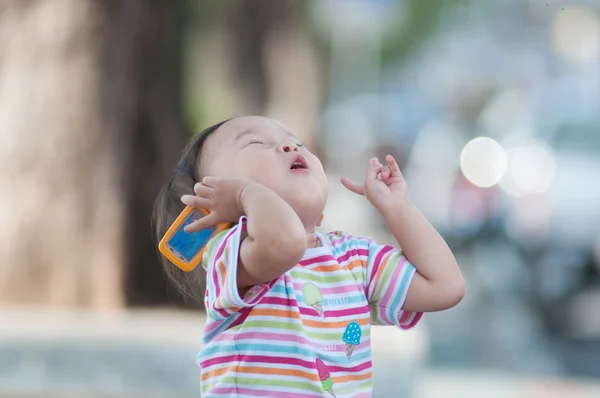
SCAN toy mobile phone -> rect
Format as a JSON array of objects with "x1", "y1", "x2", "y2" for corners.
[{"x1": 158, "y1": 206, "x2": 230, "y2": 272}]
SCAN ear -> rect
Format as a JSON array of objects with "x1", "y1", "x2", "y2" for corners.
[{"x1": 316, "y1": 214, "x2": 324, "y2": 227}]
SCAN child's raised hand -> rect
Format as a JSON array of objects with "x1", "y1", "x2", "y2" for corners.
[
  {"x1": 181, "y1": 176, "x2": 253, "y2": 232},
  {"x1": 341, "y1": 155, "x2": 408, "y2": 211}
]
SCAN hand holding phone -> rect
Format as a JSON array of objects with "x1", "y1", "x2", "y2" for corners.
[
  {"x1": 181, "y1": 176, "x2": 252, "y2": 232},
  {"x1": 158, "y1": 176, "x2": 253, "y2": 272},
  {"x1": 158, "y1": 206, "x2": 230, "y2": 272}
]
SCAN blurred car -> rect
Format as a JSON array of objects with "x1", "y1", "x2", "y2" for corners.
[{"x1": 499, "y1": 119, "x2": 600, "y2": 377}]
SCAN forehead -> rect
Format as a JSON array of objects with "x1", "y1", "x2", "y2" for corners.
[
  {"x1": 207, "y1": 116, "x2": 294, "y2": 147},
  {"x1": 200, "y1": 116, "x2": 295, "y2": 167}
]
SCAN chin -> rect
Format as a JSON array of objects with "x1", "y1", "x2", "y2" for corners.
[{"x1": 286, "y1": 194, "x2": 327, "y2": 222}]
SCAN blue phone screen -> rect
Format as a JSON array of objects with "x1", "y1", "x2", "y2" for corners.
[{"x1": 168, "y1": 209, "x2": 215, "y2": 263}]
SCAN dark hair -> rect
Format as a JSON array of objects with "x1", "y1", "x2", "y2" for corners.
[{"x1": 152, "y1": 119, "x2": 231, "y2": 303}]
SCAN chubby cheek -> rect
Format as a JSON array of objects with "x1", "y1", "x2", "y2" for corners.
[
  {"x1": 231, "y1": 157, "x2": 280, "y2": 185},
  {"x1": 309, "y1": 156, "x2": 328, "y2": 183}
]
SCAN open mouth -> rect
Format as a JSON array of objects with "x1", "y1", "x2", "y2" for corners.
[{"x1": 290, "y1": 155, "x2": 309, "y2": 170}]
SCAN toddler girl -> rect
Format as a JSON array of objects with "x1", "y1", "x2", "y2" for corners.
[{"x1": 154, "y1": 116, "x2": 464, "y2": 398}]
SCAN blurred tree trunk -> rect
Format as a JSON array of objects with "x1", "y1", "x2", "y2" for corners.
[
  {"x1": 228, "y1": 0, "x2": 322, "y2": 145},
  {"x1": 191, "y1": 0, "x2": 321, "y2": 145},
  {"x1": 0, "y1": 0, "x2": 186, "y2": 307}
]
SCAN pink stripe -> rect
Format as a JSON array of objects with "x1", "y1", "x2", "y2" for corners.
[
  {"x1": 210, "y1": 277, "x2": 277, "y2": 322},
  {"x1": 211, "y1": 305, "x2": 231, "y2": 319},
  {"x1": 292, "y1": 305, "x2": 370, "y2": 319},
  {"x1": 259, "y1": 296, "x2": 301, "y2": 308},
  {"x1": 368, "y1": 245, "x2": 393, "y2": 287},
  {"x1": 329, "y1": 235, "x2": 348, "y2": 246},
  {"x1": 299, "y1": 306, "x2": 319, "y2": 317},
  {"x1": 336, "y1": 248, "x2": 369, "y2": 264},
  {"x1": 204, "y1": 320, "x2": 221, "y2": 334},
  {"x1": 227, "y1": 307, "x2": 251, "y2": 329},
  {"x1": 328, "y1": 360, "x2": 372, "y2": 374},
  {"x1": 400, "y1": 311, "x2": 423, "y2": 330},
  {"x1": 291, "y1": 281, "x2": 360, "y2": 295},
  {"x1": 329, "y1": 234, "x2": 363, "y2": 247},
  {"x1": 201, "y1": 354, "x2": 315, "y2": 369},
  {"x1": 244, "y1": 282, "x2": 272, "y2": 306},
  {"x1": 299, "y1": 254, "x2": 336, "y2": 266},
  {"x1": 201, "y1": 353, "x2": 373, "y2": 375},
  {"x1": 374, "y1": 259, "x2": 404, "y2": 310},
  {"x1": 260, "y1": 294, "x2": 367, "y2": 317},
  {"x1": 323, "y1": 305, "x2": 369, "y2": 318},
  {"x1": 210, "y1": 227, "x2": 238, "y2": 300},
  {"x1": 210, "y1": 387, "x2": 321, "y2": 398},
  {"x1": 213, "y1": 331, "x2": 311, "y2": 346},
  {"x1": 319, "y1": 284, "x2": 360, "y2": 295}
]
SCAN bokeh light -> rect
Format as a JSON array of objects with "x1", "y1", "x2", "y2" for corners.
[
  {"x1": 499, "y1": 142, "x2": 557, "y2": 198},
  {"x1": 460, "y1": 137, "x2": 507, "y2": 188},
  {"x1": 552, "y1": 6, "x2": 600, "y2": 64}
]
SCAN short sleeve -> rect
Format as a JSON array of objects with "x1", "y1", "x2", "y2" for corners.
[
  {"x1": 364, "y1": 239, "x2": 423, "y2": 329},
  {"x1": 327, "y1": 232, "x2": 423, "y2": 330},
  {"x1": 202, "y1": 216, "x2": 273, "y2": 321}
]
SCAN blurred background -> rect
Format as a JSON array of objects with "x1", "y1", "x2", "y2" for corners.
[{"x1": 1, "y1": 0, "x2": 599, "y2": 397}]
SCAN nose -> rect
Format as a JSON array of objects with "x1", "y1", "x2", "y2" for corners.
[{"x1": 278, "y1": 141, "x2": 299, "y2": 153}]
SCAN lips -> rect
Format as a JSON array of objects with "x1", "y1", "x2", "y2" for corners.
[{"x1": 290, "y1": 155, "x2": 309, "y2": 170}]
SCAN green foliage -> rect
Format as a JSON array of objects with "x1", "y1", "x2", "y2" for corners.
[
  {"x1": 309, "y1": 0, "x2": 467, "y2": 66},
  {"x1": 381, "y1": 0, "x2": 468, "y2": 64}
]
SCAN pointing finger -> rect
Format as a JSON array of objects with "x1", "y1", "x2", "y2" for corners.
[{"x1": 340, "y1": 177, "x2": 365, "y2": 196}]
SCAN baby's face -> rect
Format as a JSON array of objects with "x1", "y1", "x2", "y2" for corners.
[{"x1": 200, "y1": 116, "x2": 328, "y2": 223}]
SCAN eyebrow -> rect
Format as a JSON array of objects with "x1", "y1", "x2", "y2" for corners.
[
  {"x1": 234, "y1": 129, "x2": 253, "y2": 142},
  {"x1": 233, "y1": 128, "x2": 301, "y2": 144},
  {"x1": 285, "y1": 131, "x2": 299, "y2": 140}
]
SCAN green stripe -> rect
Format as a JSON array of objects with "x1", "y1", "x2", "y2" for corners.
[
  {"x1": 289, "y1": 270, "x2": 355, "y2": 284},
  {"x1": 241, "y1": 320, "x2": 303, "y2": 331},
  {"x1": 219, "y1": 376, "x2": 323, "y2": 393},
  {"x1": 369, "y1": 303, "x2": 384, "y2": 325},
  {"x1": 371, "y1": 255, "x2": 397, "y2": 301},
  {"x1": 336, "y1": 380, "x2": 373, "y2": 395}
]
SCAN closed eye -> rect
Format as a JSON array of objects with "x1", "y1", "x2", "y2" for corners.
[{"x1": 245, "y1": 140, "x2": 265, "y2": 147}]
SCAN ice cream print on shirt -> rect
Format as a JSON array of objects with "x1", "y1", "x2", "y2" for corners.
[
  {"x1": 302, "y1": 282, "x2": 324, "y2": 317},
  {"x1": 342, "y1": 321, "x2": 362, "y2": 360},
  {"x1": 315, "y1": 357, "x2": 336, "y2": 397}
]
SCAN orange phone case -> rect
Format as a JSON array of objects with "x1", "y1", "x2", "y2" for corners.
[{"x1": 158, "y1": 206, "x2": 230, "y2": 272}]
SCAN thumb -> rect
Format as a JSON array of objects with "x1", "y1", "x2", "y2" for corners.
[
  {"x1": 184, "y1": 213, "x2": 216, "y2": 233},
  {"x1": 340, "y1": 177, "x2": 364, "y2": 196},
  {"x1": 366, "y1": 157, "x2": 382, "y2": 181}
]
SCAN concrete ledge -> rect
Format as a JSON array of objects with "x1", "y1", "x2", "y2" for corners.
[
  {"x1": 0, "y1": 308, "x2": 426, "y2": 398},
  {"x1": 6, "y1": 309, "x2": 598, "y2": 397},
  {"x1": 0, "y1": 308, "x2": 205, "y2": 346},
  {"x1": 414, "y1": 370, "x2": 600, "y2": 398},
  {"x1": 0, "y1": 308, "x2": 204, "y2": 398}
]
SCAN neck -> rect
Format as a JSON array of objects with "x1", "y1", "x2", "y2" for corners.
[
  {"x1": 305, "y1": 230, "x2": 320, "y2": 248},
  {"x1": 296, "y1": 210, "x2": 324, "y2": 249}
]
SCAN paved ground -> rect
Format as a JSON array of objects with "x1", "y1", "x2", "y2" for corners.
[{"x1": 1, "y1": 308, "x2": 599, "y2": 398}]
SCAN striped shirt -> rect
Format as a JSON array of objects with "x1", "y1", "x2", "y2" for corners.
[{"x1": 197, "y1": 216, "x2": 423, "y2": 398}]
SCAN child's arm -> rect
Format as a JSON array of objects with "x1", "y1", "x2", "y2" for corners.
[
  {"x1": 236, "y1": 181, "x2": 306, "y2": 288},
  {"x1": 379, "y1": 198, "x2": 463, "y2": 312},
  {"x1": 341, "y1": 156, "x2": 464, "y2": 313},
  {"x1": 182, "y1": 177, "x2": 306, "y2": 290}
]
